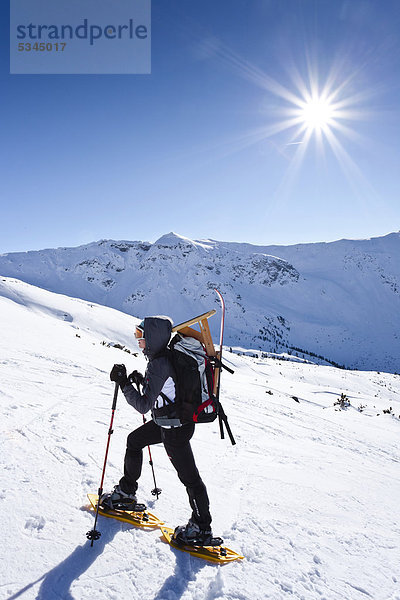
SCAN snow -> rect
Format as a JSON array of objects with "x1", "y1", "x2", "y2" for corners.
[
  {"x1": 1, "y1": 231, "x2": 400, "y2": 372},
  {"x1": 154, "y1": 232, "x2": 215, "y2": 251},
  {"x1": 1, "y1": 276, "x2": 400, "y2": 600}
]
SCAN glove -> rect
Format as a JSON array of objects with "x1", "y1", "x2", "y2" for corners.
[
  {"x1": 110, "y1": 364, "x2": 128, "y2": 386},
  {"x1": 128, "y1": 370, "x2": 144, "y2": 387}
]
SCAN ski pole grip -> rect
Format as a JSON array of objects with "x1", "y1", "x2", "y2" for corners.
[{"x1": 111, "y1": 382, "x2": 119, "y2": 410}]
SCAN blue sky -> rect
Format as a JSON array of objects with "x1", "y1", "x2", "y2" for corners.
[{"x1": 1, "y1": 0, "x2": 400, "y2": 253}]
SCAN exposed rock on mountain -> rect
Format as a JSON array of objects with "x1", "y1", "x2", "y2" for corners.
[{"x1": 1, "y1": 231, "x2": 399, "y2": 371}]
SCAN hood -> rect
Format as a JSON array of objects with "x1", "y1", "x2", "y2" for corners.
[{"x1": 143, "y1": 316, "x2": 173, "y2": 357}]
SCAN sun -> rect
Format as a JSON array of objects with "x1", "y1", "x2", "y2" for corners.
[
  {"x1": 199, "y1": 38, "x2": 373, "y2": 195},
  {"x1": 299, "y1": 97, "x2": 335, "y2": 132}
]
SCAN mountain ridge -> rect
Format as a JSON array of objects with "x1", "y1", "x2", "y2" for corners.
[{"x1": 1, "y1": 231, "x2": 399, "y2": 372}]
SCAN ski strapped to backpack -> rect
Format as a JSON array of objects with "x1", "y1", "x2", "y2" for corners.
[{"x1": 169, "y1": 290, "x2": 236, "y2": 445}]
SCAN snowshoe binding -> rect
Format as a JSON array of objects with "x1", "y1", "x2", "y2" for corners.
[
  {"x1": 173, "y1": 519, "x2": 223, "y2": 547},
  {"x1": 100, "y1": 485, "x2": 146, "y2": 512}
]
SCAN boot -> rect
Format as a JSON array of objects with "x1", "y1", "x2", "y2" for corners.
[
  {"x1": 173, "y1": 518, "x2": 214, "y2": 546},
  {"x1": 100, "y1": 485, "x2": 141, "y2": 511}
]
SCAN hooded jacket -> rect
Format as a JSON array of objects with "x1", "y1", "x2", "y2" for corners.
[{"x1": 121, "y1": 316, "x2": 181, "y2": 427}]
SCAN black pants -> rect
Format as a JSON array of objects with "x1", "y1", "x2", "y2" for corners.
[{"x1": 119, "y1": 420, "x2": 212, "y2": 529}]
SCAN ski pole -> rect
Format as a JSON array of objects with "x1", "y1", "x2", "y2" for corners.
[
  {"x1": 130, "y1": 374, "x2": 161, "y2": 498},
  {"x1": 132, "y1": 375, "x2": 162, "y2": 499},
  {"x1": 87, "y1": 382, "x2": 119, "y2": 546},
  {"x1": 142, "y1": 414, "x2": 162, "y2": 499}
]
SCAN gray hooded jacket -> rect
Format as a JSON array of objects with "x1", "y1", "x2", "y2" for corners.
[{"x1": 121, "y1": 316, "x2": 181, "y2": 427}]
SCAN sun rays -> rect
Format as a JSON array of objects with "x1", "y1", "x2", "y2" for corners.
[{"x1": 198, "y1": 37, "x2": 376, "y2": 202}]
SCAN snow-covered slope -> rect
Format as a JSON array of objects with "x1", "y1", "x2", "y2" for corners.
[
  {"x1": 0, "y1": 231, "x2": 399, "y2": 370},
  {"x1": 1, "y1": 277, "x2": 400, "y2": 600}
]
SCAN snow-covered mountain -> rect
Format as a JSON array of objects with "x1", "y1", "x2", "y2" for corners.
[
  {"x1": 1, "y1": 276, "x2": 400, "y2": 600},
  {"x1": 1, "y1": 231, "x2": 400, "y2": 372}
]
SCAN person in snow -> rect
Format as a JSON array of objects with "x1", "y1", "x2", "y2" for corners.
[{"x1": 101, "y1": 316, "x2": 214, "y2": 545}]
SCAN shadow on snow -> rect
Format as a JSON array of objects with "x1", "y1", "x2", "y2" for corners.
[
  {"x1": 7, "y1": 520, "x2": 216, "y2": 600},
  {"x1": 7, "y1": 519, "x2": 117, "y2": 600},
  {"x1": 153, "y1": 544, "x2": 208, "y2": 600}
]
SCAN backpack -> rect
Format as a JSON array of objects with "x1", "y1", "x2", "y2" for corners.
[{"x1": 168, "y1": 333, "x2": 218, "y2": 424}]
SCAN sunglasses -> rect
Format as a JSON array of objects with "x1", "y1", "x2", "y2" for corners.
[{"x1": 134, "y1": 327, "x2": 145, "y2": 339}]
